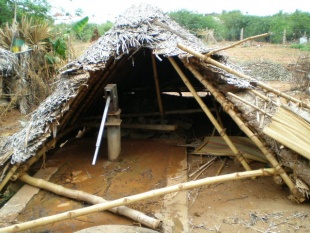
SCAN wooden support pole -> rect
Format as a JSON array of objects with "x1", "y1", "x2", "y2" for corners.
[
  {"x1": 86, "y1": 122, "x2": 177, "y2": 131},
  {"x1": 183, "y1": 63, "x2": 305, "y2": 202},
  {"x1": 0, "y1": 164, "x2": 19, "y2": 192},
  {"x1": 177, "y1": 43, "x2": 310, "y2": 110},
  {"x1": 18, "y1": 173, "x2": 161, "y2": 229},
  {"x1": 0, "y1": 168, "x2": 275, "y2": 233},
  {"x1": 83, "y1": 109, "x2": 207, "y2": 120},
  {"x1": 168, "y1": 57, "x2": 252, "y2": 172},
  {"x1": 151, "y1": 54, "x2": 164, "y2": 119}
]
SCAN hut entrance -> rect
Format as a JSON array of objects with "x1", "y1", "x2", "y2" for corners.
[{"x1": 79, "y1": 49, "x2": 245, "y2": 164}]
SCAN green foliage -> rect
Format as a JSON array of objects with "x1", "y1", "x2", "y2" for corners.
[
  {"x1": 50, "y1": 37, "x2": 67, "y2": 59},
  {"x1": 220, "y1": 10, "x2": 251, "y2": 40},
  {"x1": 72, "y1": 16, "x2": 89, "y2": 34},
  {"x1": 0, "y1": 0, "x2": 12, "y2": 26},
  {"x1": 169, "y1": 10, "x2": 209, "y2": 31},
  {"x1": 0, "y1": 0, "x2": 52, "y2": 26},
  {"x1": 290, "y1": 10, "x2": 310, "y2": 39},
  {"x1": 290, "y1": 43, "x2": 310, "y2": 51},
  {"x1": 97, "y1": 21, "x2": 113, "y2": 35},
  {"x1": 169, "y1": 10, "x2": 226, "y2": 41},
  {"x1": 170, "y1": 9, "x2": 310, "y2": 44},
  {"x1": 69, "y1": 21, "x2": 113, "y2": 42}
]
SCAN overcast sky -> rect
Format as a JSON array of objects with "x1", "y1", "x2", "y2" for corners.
[{"x1": 49, "y1": 0, "x2": 310, "y2": 23}]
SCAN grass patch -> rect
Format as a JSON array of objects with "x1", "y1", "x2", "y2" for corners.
[{"x1": 289, "y1": 43, "x2": 310, "y2": 51}]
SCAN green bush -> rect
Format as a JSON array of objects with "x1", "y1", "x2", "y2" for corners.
[{"x1": 290, "y1": 43, "x2": 310, "y2": 51}]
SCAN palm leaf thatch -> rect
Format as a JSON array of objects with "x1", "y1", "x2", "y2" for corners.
[
  {"x1": 0, "y1": 3, "x2": 309, "y2": 201},
  {"x1": 0, "y1": 48, "x2": 17, "y2": 75}
]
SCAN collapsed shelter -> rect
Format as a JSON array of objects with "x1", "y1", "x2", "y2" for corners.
[{"x1": 0, "y1": 3, "x2": 309, "y2": 232}]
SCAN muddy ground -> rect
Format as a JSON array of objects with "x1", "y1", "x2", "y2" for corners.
[{"x1": 0, "y1": 43, "x2": 310, "y2": 232}]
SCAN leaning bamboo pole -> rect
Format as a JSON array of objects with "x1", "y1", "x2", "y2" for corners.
[
  {"x1": 168, "y1": 57, "x2": 252, "y2": 171},
  {"x1": 0, "y1": 164, "x2": 19, "y2": 192},
  {"x1": 207, "y1": 33, "x2": 269, "y2": 56},
  {"x1": 151, "y1": 54, "x2": 164, "y2": 119},
  {"x1": 177, "y1": 43, "x2": 310, "y2": 110},
  {"x1": 183, "y1": 63, "x2": 305, "y2": 202},
  {"x1": 0, "y1": 168, "x2": 275, "y2": 233},
  {"x1": 18, "y1": 173, "x2": 161, "y2": 229}
]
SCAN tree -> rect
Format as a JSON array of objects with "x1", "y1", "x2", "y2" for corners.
[
  {"x1": 269, "y1": 11, "x2": 293, "y2": 43},
  {"x1": 0, "y1": 0, "x2": 52, "y2": 26},
  {"x1": 220, "y1": 10, "x2": 250, "y2": 41},
  {"x1": 290, "y1": 10, "x2": 310, "y2": 40},
  {"x1": 169, "y1": 10, "x2": 210, "y2": 32},
  {"x1": 169, "y1": 10, "x2": 226, "y2": 41}
]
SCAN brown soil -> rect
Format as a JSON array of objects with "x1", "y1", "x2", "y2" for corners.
[
  {"x1": 1, "y1": 43, "x2": 310, "y2": 232},
  {"x1": 221, "y1": 42, "x2": 303, "y2": 65},
  {"x1": 14, "y1": 138, "x2": 186, "y2": 232}
]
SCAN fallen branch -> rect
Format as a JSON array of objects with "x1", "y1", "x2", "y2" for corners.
[{"x1": 0, "y1": 168, "x2": 275, "y2": 232}]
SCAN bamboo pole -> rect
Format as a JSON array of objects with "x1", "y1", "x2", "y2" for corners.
[
  {"x1": 168, "y1": 57, "x2": 252, "y2": 171},
  {"x1": 177, "y1": 43, "x2": 310, "y2": 110},
  {"x1": 18, "y1": 173, "x2": 161, "y2": 229},
  {"x1": 227, "y1": 92, "x2": 273, "y2": 117},
  {"x1": 83, "y1": 109, "x2": 207, "y2": 119},
  {"x1": 121, "y1": 123, "x2": 177, "y2": 131},
  {"x1": 84, "y1": 122, "x2": 177, "y2": 131},
  {"x1": 151, "y1": 54, "x2": 164, "y2": 119},
  {"x1": 207, "y1": 33, "x2": 269, "y2": 56},
  {"x1": 0, "y1": 168, "x2": 275, "y2": 233},
  {"x1": 0, "y1": 164, "x2": 19, "y2": 192},
  {"x1": 249, "y1": 89, "x2": 280, "y2": 107},
  {"x1": 0, "y1": 124, "x2": 82, "y2": 192},
  {"x1": 216, "y1": 158, "x2": 227, "y2": 176},
  {"x1": 183, "y1": 63, "x2": 305, "y2": 202}
]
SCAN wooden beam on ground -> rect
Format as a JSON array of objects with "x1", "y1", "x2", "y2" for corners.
[
  {"x1": 17, "y1": 173, "x2": 161, "y2": 229},
  {"x1": 0, "y1": 167, "x2": 58, "y2": 227},
  {"x1": 0, "y1": 168, "x2": 275, "y2": 233}
]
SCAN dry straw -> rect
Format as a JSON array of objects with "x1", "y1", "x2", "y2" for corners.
[{"x1": 263, "y1": 107, "x2": 310, "y2": 160}]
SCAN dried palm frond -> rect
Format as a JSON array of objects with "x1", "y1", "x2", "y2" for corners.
[
  {"x1": 0, "y1": 23, "x2": 14, "y2": 50},
  {"x1": 263, "y1": 107, "x2": 310, "y2": 160},
  {"x1": 19, "y1": 16, "x2": 53, "y2": 52}
]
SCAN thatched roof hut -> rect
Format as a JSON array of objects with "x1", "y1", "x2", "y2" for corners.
[{"x1": 0, "y1": 3, "x2": 309, "y2": 203}]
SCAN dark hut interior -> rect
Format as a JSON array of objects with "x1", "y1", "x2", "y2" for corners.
[{"x1": 60, "y1": 49, "x2": 242, "y2": 144}]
